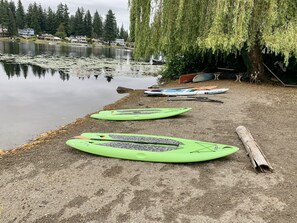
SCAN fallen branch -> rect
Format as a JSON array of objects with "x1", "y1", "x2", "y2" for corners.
[
  {"x1": 263, "y1": 63, "x2": 297, "y2": 87},
  {"x1": 236, "y1": 126, "x2": 273, "y2": 173}
]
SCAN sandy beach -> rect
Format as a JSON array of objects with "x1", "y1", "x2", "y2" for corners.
[{"x1": 0, "y1": 80, "x2": 296, "y2": 222}]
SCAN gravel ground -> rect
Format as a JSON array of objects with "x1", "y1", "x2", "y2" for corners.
[{"x1": 0, "y1": 80, "x2": 296, "y2": 223}]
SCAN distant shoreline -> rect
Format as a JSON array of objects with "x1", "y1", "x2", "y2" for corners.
[{"x1": 0, "y1": 37, "x2": 126, "y2": 49}]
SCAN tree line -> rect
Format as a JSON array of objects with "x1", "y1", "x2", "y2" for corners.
[{"x1": 0, "y1": 0, "x2": 129, "y2": 42}]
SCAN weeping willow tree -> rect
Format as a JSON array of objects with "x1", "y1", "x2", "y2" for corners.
[{"x1": 129, "y1": 0, "x2": 297, "y2": 81}]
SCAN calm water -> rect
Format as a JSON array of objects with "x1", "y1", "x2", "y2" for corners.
[
  {"x1": 0, "y1": 40, "x2": 129, "y2": 58},
  {"x1": 0, "y1": 41, "x2": 158, "y2": 150}
]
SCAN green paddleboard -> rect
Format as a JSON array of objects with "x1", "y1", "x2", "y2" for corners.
[
  {"x1": 90, "y1": 108, "x2": 192, "y2": 121},
  {"x1": 66, "y1": 133, "x2": 239, "y2": 163}
]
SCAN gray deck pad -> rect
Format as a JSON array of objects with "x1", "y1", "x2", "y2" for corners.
[
  {"x1": 109, "y1": 134, "x2": 181, "y2": 146},
  {"x1": 101, "y1": 142, "x2": 178, "y2": 152},
  {"x1": 116, "y1": 109, "x2": 163, "y2": 115}
]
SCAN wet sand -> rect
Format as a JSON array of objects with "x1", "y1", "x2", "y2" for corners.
[{"x1": 0, "y1": 80, "x2": 297, "y2": 222}]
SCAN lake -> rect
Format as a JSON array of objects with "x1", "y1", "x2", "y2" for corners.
[{"x1": 0, "y1": 41, "x2": 160, "y2": 150}]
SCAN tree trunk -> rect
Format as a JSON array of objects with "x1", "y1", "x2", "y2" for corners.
[{"x1": 247, "y1": 40, "x2": 266, "y2": 81}]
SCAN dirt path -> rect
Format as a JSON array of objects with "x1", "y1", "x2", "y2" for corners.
[{"x1": 0, "y1": 80, "x2": 296, "y2": 223}]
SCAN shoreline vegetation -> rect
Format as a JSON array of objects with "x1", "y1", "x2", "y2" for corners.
[
  {"x1": 0, "y1": 1, "x2": 129, "y2": 49},
  {"x1": 0, "y1": 37, "x2": 129, "y2": 49}
]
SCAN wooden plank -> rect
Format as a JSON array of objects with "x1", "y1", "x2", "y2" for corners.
[
  {"x1": 236, "y1": 126, "x2": 273, "y2": 173},
  {"x1": 217, "y1": 67, "x2": 235, "y2": 71}
]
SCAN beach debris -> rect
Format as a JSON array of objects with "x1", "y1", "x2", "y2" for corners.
[{"x1": 236, "y1": 125, "x2": 273, "y2": 173}]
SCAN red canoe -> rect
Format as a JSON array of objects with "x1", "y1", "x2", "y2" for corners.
[{"x1": 178, "y1": 73, "x2": 197, "y2": 84}]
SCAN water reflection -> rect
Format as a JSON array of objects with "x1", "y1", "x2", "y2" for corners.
[
  {"x1": 2, "y1": 62, "x2": 61, "y2": 80},
  {"x1": 0, "y1": 61, "x2": 157, "y2": 150},
  {"x1": 1, "y1": 63, "x2": 121, "y2": 82},
  {"x1": 104, "y1": 75, "x2": 113, "y2": 82}
]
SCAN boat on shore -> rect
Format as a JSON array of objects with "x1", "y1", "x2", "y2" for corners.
[
  {"x1": 192, "y1": 72, "x2": 214, "y2": 82},
  {"x1": 179, "y1": 73, "x2": 197, "y2": 84},
  {"x1": 152, "y1": 58, "x2": 166, "y2": 65},
  {"x1": 144, "y1": 88, "x2": 229, "y2": 96}
]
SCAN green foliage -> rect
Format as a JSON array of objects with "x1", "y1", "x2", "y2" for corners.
[
  {"x1": 0, "y1": 0, "x2": 129, "y2": 43},
  {"x1": 55, "y1": 3, "x2": 69, "y2": 35},
  {"x1": 93, "y1": 11, "x2": 103, "y2": 38},
  {"x1": 0, "y1": 0, "x2": 10, "y2": 29},
  {"x1": 26, "y1": 3, "x2": 41, "y2": 34},
  {"x1": 161, "y1": 49, "x2": 246, "y2": 81},
  {"x1": 55, "y1": 23, "x2": 66, "y2": 39},
  {"x1": 7, "y1": 7, "x2": 17, "y2": 36},
  {"x1": 84, "y1": 10, "x2": 92, "y2": 37},
  {"x1": 73, "y1": 7, "x2": 85, "y2": 35},
  {"x1": 104, "y1": 9, "x2": 117, "y2": 44},
  {"x1": 119, "y1": 24, "x2": 129, "y2": 41},
  {"x1": 46, "y1": 8, "x2": 56, "y2": 34},
  {"x1": 130, "y1": 0, "x2": 297, "y2": 78}
]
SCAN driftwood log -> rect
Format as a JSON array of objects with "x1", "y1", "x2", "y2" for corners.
[
  {"x1": 236, "y1": 126, "x2": 273, "y2": 173},
  {"x1": 116, "y1": 86, "x2": 160, "y2": 94}
]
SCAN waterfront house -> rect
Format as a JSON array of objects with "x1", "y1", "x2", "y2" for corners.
[
  {"x1": 115, "y1": 39, "x2": 125, "y2": 46},
  {"x1": 18, "y1": 28, "x2": 35, "y2": 36}
]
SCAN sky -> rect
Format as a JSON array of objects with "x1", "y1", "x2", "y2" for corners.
[{"x1": 12, "y1": 0, "x2": 130, "y2": 30}]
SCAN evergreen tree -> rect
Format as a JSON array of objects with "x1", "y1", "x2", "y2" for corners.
[
  {"x1": 84, "y1": 10, "x2": 92, "y2": 37},
  {"x1": 29, "y1": 3, "x2": 41, "y2": 34},
  {"x1": 103, "y1": 9, "x2": 117, "y2": 44},
  {"x1": 74, "y1": 7, "x2": 85, "y2": 35},
  {"x1": 16, "y1": 0, "x2": 25, "y2": 29},
  {"x1": 38, "y1": 5, "x2": 46, "y2": 32},
  {"x1": 8, "y1": 1, "x2": 16, "y2": 15},
  {"x1": 93, "y1": 10, "x2": 103, "y2": 38},
  {"x1": 63, "y1": 4, "x2": 70, "y2": 35},
  {"x1": 116, "y1": 26, "x2": 119, "y2": 38},
  {"x1": 55, "y1": 23, "x2": 66, "y2": 39},
  {"x1": 119, "y1": 24, "x2": 128, "y2": 41},
  {"x1": 55, "y1": 3, "x2": 64, "y2": 26},
  {"x1": 68, "y1": 15, "x2": 75, "y2": 35},
  {"x1": 54, "y1": 3, "x2": 69, "y2": 35},
  {"x1": 25, "y1": 3, "x2": 33, "y2": 28},
  {"x1": 0, "y1": 1, "x2": 123, "y2": 40},
  {"x1": 45, "y1": 7, "x2": 56, "y2": 34},
  {"x1": 0, "y1": 0, "x2": 9, "y2": 30},
  {"x1": 0, "y1": 0, "x2": 18, "y2": 36},
  {"x1": 7, "y1": 7, "x2": 17, "y2": 36}
]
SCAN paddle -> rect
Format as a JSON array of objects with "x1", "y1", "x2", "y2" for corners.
[
  {"x1": 73, "y1": 135, "x2": 180, "y2": 146},
  {"x1": 167, "y1": 96, "x2": 223, "y2": 103}
]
